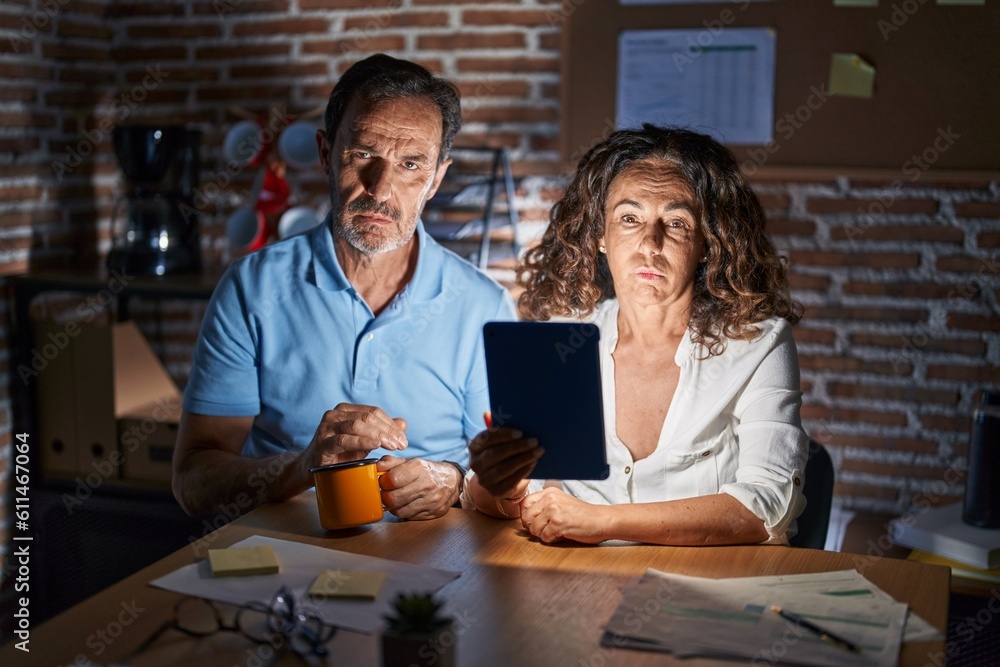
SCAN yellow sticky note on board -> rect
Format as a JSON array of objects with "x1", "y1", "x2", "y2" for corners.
[
  {"x1": 208, "y1": 545, "x2": 280, "y2": 578},
  {"x1": 829, "y1": 53, "x2": 876, "y2": 98},
  {"x1": 309, "y1": 570, "x2": 386, "y2": 600}
]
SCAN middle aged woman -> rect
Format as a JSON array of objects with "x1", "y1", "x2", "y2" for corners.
[{"x1": 463, "y1": 124, "x2": 808, "y2": 546}]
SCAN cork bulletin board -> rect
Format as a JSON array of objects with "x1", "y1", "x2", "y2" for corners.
[{"x1": 560, "y1": 1, "x2": 1000, "y2": 173}]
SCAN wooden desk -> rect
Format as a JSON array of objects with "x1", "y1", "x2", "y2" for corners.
[{"x1": 3, "y1": 494, "x2": 949, "y2": 666}]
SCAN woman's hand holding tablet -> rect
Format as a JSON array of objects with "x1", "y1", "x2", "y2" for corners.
[{"x1": 482, "y1": 322, "x2": 610, "y2": 481}]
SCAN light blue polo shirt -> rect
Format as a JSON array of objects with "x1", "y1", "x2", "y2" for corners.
[{"x1": 183, "y1": 218, "x2": 516, "y2": 465}]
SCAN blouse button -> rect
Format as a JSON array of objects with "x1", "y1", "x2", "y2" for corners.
[
  {"x1": 793, "y1": 476, "x2": 801, "y2": 487},
  {"x1": 701, "y1": 450, "x2": 711, "y2": 457},
  {"x1": 365, "y1": 333, "x2": 374, "y2": 342},
  {"x1": 624, "y1": 466, "x2": 631, "y2": 474}
]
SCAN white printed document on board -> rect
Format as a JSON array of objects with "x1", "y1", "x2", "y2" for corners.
[{"x1": 617, "y1": 27, "x2": 776, "y2": 145}]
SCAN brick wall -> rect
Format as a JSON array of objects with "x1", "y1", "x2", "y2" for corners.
[
  {"x1": 0, "y1": 1, "x2": 997, "y2": 566},
  {"x1": 755, "y1": 174, "x2": 1000, "y2": 511}
]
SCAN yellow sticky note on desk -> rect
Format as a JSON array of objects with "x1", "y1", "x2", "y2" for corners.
[
  {"x1": 309, "y1": 570, "x2": 386, "y2": 600},
  {"x1": 829, "y1": 53, "x2": 876, "y2": 98},
  {"x1": 208, "y1": 545, "x2": 280, "y2": 578}
]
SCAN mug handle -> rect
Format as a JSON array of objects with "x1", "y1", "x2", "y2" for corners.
[{"x1": 376, "y1": 470, "x2": 388, "y2": 509}]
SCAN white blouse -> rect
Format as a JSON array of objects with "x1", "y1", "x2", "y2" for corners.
[{"x1": 467, "y1": 299, "x2": 808, "y2": 545}]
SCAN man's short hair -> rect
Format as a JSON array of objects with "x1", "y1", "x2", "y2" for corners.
[{"x1": 323, "y1": 53, "x2": 462, "y2": 163}]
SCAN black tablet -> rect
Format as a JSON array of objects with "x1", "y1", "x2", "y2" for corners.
[{"x1": 483, "y1": 321, "x2": 610, "y2": 481}]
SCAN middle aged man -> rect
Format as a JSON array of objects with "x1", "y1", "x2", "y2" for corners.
[{"x1": 172, "y1": 54, "x2": 515, "y2": 521}]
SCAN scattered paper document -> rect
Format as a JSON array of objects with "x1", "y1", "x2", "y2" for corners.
[
  {"x1": 718, "y1": 569, "x2": 942, "y2": 643},
  {"x1": 151, "y1": 535, "x2": 460, "y2": 634},
  {"x1": 603, "y1": 568, "x2": 911, "y2": 667},
  {"x1": 617, "y1": 28, "x2": 776, "y2": 145}
]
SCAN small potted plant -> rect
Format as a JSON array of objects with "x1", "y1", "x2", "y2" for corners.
[{"x1": 381, "y1": 592, "x2": 455, "y2": 667}]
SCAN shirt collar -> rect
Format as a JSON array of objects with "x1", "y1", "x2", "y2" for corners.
[
  {"x1": 310, "y1": 213, "x2": 350, "y2": 292},
  {"x1": 675, "y1": 325, "x2": 694, "y2": 365},
  {"x1": 310, "y1": 212, "x2": 445, "y2": 303},
  {"x1": 602, "y1": 297, "x2": 695, "y2": 366}
]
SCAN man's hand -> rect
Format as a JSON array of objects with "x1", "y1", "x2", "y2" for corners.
[
  {"x1": 377, "y1": 456, "x2": 462, "y2": 520},
  {"x1": 298, "y1": 403, "x2": 408, "y2": 480},
  {"x1": 519, "y1": 487, "x2": 611, "y2": 544}
]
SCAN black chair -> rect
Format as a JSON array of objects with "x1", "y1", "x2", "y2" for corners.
[{"x1": 789, "y1": 439, "x2": 835, "y2": 549}]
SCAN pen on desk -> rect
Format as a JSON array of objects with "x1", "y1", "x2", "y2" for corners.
[{"x1": 770, "y1": 605, "x2": 861, "y2": 653}]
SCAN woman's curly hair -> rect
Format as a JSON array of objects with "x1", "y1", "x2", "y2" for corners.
[{"x1": 517, "y1": 125, "x2": 800, "y2": 356}]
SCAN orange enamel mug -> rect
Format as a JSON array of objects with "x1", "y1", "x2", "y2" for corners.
[{"x1": 310, "y1": 459, "x2": 386, "y2": 530}]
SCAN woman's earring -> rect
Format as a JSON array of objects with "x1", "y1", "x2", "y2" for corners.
[{"x1": 599, "y1": 245, "x2": 606, "y2": 254}]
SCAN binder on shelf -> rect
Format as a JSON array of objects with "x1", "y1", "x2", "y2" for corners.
[
  {"x1": 36, "y1": 320, "x2": 81, "y2": 476},
  {"x1": 907, "y1": 549, "x2": 1000, "y2": 585},
  {"x1": 73, "y1": 323, "x2": 120, "y2": 473},
  {"x1": 34, "y1": 319, "x2": 182, "y2": 484},
  {"x1": 119, "y1": 397, "x2": 183, "y2": 485},
  {"x1": 889, "y1": 502, "x2": 1000, "y2": 570}
]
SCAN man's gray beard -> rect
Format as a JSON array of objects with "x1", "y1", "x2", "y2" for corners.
[{"x1": 334, "y1": 214, "x2": 412, "y2": 256}]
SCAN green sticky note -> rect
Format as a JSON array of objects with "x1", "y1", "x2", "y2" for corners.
[
  {"x1": 834, "y1": 0, "x2": 878, "y2": 6},
  {"x1": 936, "y1": 0, "x2": 984, "y2": 5},
  {"x1": 309, "y1": 570, "x2": 386, "y2": 600},
  {"x1": 829, "y1": 53, "x2": 876, "y2": 98},
  {"x1": 208, "y1": 545, "x2": 280, "y2": 578}
]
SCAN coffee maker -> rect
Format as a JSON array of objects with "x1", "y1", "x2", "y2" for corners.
[{"x1": 107, "y1": 125, "x2": 201, "y2": 276}]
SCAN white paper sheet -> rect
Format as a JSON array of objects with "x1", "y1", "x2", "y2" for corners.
[
  {"x1": 150, "y1": 535, "x2": 460, "y2": 634},
  {"x1": 616, "y1": 27, "x2": 776, "y2": 144},
  {"x1": 714, "y1": 568, "x2": 943, "y2": 643},
  {"x1": 825, "y1": 506, "x2": 856, "y2": 551},
  {"x1": 603, "y1": 568, "x2": 909, "y2": 667}
]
